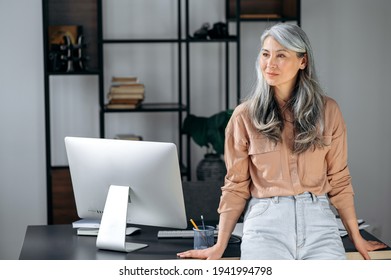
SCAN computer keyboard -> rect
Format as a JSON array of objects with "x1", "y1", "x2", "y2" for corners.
[{"x1": 157, "y1": 229, "x2": 218, "y2": 239}]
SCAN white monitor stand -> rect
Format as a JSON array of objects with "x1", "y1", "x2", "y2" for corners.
[{"x1": 96, "y1": 185, "x2": 148, "y2": 252}]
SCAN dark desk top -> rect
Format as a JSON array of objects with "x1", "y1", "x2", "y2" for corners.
[
  {"x1": 19, "y1": 224, "x2": 241, "y2": 260},
  {"x1": 20, "y1": 224, "x2": 390, "y2": 260}
]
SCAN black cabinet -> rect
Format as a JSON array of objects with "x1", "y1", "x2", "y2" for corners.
[
  {"x1": 42, "y1": 0, "x2": 241, "y2": 224},
  {"x1": 42, "y1": 0, "x2": 102, "y2": 224},
  {"x1": 42, "y1": 0, "x2": 301, "y2": 224}
]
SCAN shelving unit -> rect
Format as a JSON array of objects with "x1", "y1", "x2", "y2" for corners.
[
  {"x1": 184, "y1": 0, "x2": 241, "y2": 176},
  {"x1": 42, "y1": 0, "x2": 102, "y2": 224},
  {"x1": 99, "y1": 0, "x2": 187, "y2": 176},
  {"x1": 100, "y1": 0, "x2": 241, "y2": 179},
  {"x1": 42, "y1": 0, "x2": 241, "y2": 224},
  {"x1": 42, "y1": 0, "x2": 300, "y2": 224}
]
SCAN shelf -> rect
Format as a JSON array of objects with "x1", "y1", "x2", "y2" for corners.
[
  {"x1": 103, "y1": 102, "x2": 187, "y2": 113},
  {"x1": 47, "y1": 70, "x2": 101, "y2": 76},
  {"x1": 186, "y1": 36, "x2": 238, "y2": 43},
  {"x1": 103, "y1": 38, "x2": 182, "y2": 44},
  {"x1": 103, "y1": 37, "x2": 239, "y2": 44},
  {"x1": 229, "y1": 16, "x2": 300, "y2": 22}
]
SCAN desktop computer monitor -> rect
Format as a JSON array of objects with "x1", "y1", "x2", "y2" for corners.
[{"x1": 64, "y1": 136, "x2": 188, "y2": 230}]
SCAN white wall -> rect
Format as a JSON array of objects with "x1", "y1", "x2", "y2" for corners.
[
  {"x1": 301, "y1": 0, "x2": 391, "y2": 244},
  {"x1": 0, "y1": 0, "x2": 390, "y2": 259},
  {"x1": 0, "y1": 0, "x2": 46, "y2": 259}
]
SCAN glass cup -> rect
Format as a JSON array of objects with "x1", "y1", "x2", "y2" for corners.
[{"x1": 193, "y1": 225, "x2": 215, "y2": 250}]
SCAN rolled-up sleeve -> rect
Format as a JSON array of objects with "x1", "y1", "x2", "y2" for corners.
[
  {"x1": 218, "y1": 108, "x2": 251, "y2": 217},
  {"x1": 325, "y1": 101, "x2": 355, "y2": 210}
]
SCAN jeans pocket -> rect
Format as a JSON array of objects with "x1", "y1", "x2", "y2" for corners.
[
  {"x1": 317, "y1": 197, "x2": 336, "y2": 219},
  {"x1": 244, "y1": 198, "x2": 271, "y2": 221}
]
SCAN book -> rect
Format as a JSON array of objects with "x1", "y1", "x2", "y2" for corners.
[
  {"x1": 336, "y1": 217, "x2": 365, "y2": 230},
  {"x1": 76, "y1": 226, "x2": 141, "y2": 236},
  {"x1": 107, "y1": 92, "x2": 144, "y2": 100},
  {"x1": 72, "y1": 218, "x2": 100, "y2": 229},
  {"x1": 106, "y1": 103, "x2": 140, "y2": 109},
  {"x1": 115, "y1": 134, "x2": 143, "y2": 141},
  {"x1": 110, "y1": 77, "x2": 141, "y2": 88},
  {"x1": 215, "y1": 223, "x2": 243, "y2": 240},
  {"x1": 336, "y1": 217, "x2": 369, "y2": 237},
  {"x1": 110, "y1": 84, "x2": 145, "y2": 94},
  {"x1": 111, "y1": 76, "x2": 138, "y2": 83},
  {"x1": 231, "y1": 222, "x2": 243, "y2": 239},
  {"x1": 108, "y1": 98, "x2": 143, "y2": 104},
  {"x1": 77, "y1": 228, "x2": 100, "y2": 236},
  {"x1": 107, "y1": 76, "x2": 145, "y2": 110},
  {"x1": 106, "y1": 96, "x2": 143, "y2": 108}
]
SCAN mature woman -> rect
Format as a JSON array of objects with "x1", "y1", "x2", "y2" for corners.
[{"x1": 178, "y1": 23, "x2": 386, "y2": 260}]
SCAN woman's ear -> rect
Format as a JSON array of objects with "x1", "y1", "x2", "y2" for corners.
[{"x1": 300, "y1": 53, "x2": 308, "y2": 69}]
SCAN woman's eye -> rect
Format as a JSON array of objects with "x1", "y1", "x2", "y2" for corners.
[
  {"x1": 262, "y1": 53, "x2": 269, "y2": 57},
  {"x1": 277, "y1": 54, "x2": 286, "y2": 58}
]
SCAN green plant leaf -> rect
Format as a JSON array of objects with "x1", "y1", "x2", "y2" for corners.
[{"x1": 182, "y1": 109, "x2": 233, "y2": 155}]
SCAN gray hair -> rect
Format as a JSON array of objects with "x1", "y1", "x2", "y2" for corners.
[{"x1": 245, "y1": 23, "x2": 326, "y2": 153}]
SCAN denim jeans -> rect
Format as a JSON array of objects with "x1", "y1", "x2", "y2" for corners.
[{"x1": 240, "y1": 192, "x2": 346, "y2": 260}]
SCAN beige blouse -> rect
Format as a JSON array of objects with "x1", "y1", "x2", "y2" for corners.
[{"x1": 218, "y1": 96, "x2": 355, "y2": 221}]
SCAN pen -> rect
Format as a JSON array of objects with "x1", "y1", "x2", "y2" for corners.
[
  {"x1": 190, "y1": 218, "x2": 199, "y2": 230},
  {"x1": 191, "y1": 218, "x2": 210, "y2": 247},
  {"x1": 201, "y1": 215, "x2": 205, "y2": 230}
]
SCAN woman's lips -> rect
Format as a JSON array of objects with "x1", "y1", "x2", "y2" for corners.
[{"x1": 266, "y1": 72, "x2": 278, "y2": 77}]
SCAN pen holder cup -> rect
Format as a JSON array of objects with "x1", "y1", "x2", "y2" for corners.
[{"x1": 193, "y1": 226, "x2": 215, "y2": 250}]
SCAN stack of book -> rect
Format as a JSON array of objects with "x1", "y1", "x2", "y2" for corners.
[
  {"x1": 72, "y1": 218, "x2": 141, "y2": 236},
  {"x1": 336, "y1": 217, "x2": 368, "y2": 237},
  {"x1": 106, "y1": 76, "x2": 145, "y2": 109},
  {"x1": 115, "y1": 134, "x2": 143, "y2": 141},
  {"x1": 72, "y1": 218, "x2": 101, "y2": 236}
]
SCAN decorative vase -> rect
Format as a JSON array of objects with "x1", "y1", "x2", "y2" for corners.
[{"x1": 196, "y1": 153, "x2": 226, "y2": 181}]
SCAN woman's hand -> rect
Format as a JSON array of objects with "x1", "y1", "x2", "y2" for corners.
[
  {"x1": 337, "y1": 206, "x2": 387, "y2": 259},
  {"x1": 177, "y1": 244, "x2": 226, "y2": 260},
  {"x1": 352, "y1": 234, "x2": 387, "y2": 260}
]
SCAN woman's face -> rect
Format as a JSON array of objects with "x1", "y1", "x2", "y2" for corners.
[{"x1": 260, "y1": 36, "x2": 307, "y2": 97}]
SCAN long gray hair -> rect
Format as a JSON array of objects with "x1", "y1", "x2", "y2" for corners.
[{"x1": 245, "y1": 23, "x2": 326, "y2": 153}]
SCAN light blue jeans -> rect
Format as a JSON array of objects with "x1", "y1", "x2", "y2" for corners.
[{"x1": 240, "y1": 192, "x2": 346, "y2": 260}]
